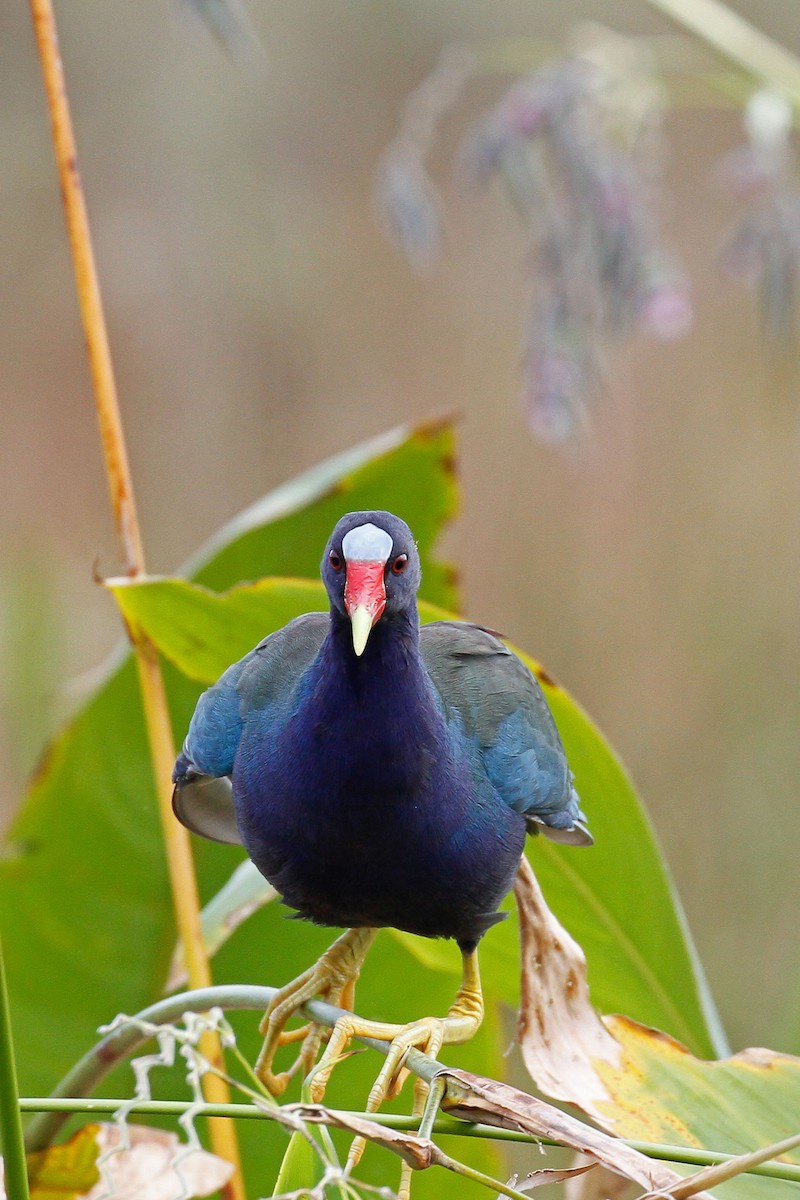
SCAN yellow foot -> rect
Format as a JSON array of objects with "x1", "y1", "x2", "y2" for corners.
[
  {"x1": 345, "y1": 947, "x2": 484, "y2": 1176},
  {"x1": 255, "y1": 929, "x2": 484, "y2": 1157},
  {"x1": 313, "y1": 1012, "x2": 446, "y2": 1107},
  {"x1": 255, "y1": 927, "x2": 376, "y2": 1094}
]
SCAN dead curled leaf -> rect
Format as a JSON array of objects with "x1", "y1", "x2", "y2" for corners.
[
  {"x1": 5, "y1": 1123, "x2": 233, "y2": 1200},
  {"x1": 514, "y1": 855, "x2": 622, "y2": 1114},
  {"x1": 287, "y1": 1106, "x2": 594, "y2": 1187},
  {"x1": 438, "y1": 1069, "x2": 699, "y2": 1197},
  {"x1": 88, "y1": 1124, "x2": 234, "y2": 1200},
  {"x1": 287, "y1": 1104, "x2": 440, "y2": 1170}
]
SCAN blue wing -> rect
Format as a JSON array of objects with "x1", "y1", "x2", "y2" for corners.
[
  {"x1": 420, "y1": 621, "x2": 592, "y2": 846},
  {"x1": 172, "y1": 613, "x2": 328, "y2": 844},
  {"x1": 173, "y1": 613, "x2": 590, "y2": 848}
]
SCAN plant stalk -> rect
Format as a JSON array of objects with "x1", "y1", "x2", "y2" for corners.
[
  {"x1": 21, "y1": 984, "x2": 800, "y2": 1189},
  {"x1": 18, "y1": 1104, "x2": 800, "y2": 1185},
  {"x1": 27, "y1": 3, "x2": 243, "y2": 1195},
  {"x1": 0, "y1": 934, "x2": 31, "y2": 1200},
  {"x1": 641, "y1": 0, "x2": 800, "y2": 108}
]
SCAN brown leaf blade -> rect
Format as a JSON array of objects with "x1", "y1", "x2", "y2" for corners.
[
  {"x1": 439, "y1": 1069, "x2": 702, "y2": 1196},
  {"x1": 288, "y1": 1104, "x2": 438, "y2": 1170},
  {"x1": 511, "y1": 1162, "x2": 598, "y2": 1191},
  {"x1": 514, "y1": 855, "x2": 621, "y2": 1114}
]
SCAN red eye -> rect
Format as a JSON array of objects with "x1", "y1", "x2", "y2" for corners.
[
  {"x1": 391, "y1": 554, "x2": 408, "y2": 575},
  {"x1": 329, "y1": 551, "x2": 343, "y2": 572}
]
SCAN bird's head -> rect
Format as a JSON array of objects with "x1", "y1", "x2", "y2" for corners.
[{"x1": 322, "y1": 511, "x2": 421, "y2": 656}]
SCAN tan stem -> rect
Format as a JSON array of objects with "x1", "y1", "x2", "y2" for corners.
[
  {"x1": 29, "y1": 0, "x2": 143, "y2": 575},
  {"x1": 27, "y1": 2, "x2": 244, "y2": 1194}
]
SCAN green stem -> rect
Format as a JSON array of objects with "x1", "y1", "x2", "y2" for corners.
[
  {"x1": 20, "y1": 983, "x2": 800, "y2": 1190},
  {"x1": 16, "y1": 1098, "x2": 800, "y2": 1185},
  {"x1": 0, "y1": 933, "x2": 31, "y2": 1200},
  {"x1": 431, "y1": 1151, "x2": 534, "y2": 1200}
]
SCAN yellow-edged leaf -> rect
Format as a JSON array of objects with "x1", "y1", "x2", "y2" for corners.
[{"x1": 514, "y1": 858, "x2": 800, "y2": 1200}]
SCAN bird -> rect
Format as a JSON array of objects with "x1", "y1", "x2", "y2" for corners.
[{"x1": 172, "y1": 509, "x2": 591, "y2": 1117}]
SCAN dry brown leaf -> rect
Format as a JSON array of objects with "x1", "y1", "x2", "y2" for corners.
[
  {"x1": 514, "y1": 854, "x2": 621, "y2": 1116},
  {"x1": 6, "y1": 1123, "x2": 235, "y2": 1200},
  {"x1": 439, "y1": 1068, "x2": 706, "y2": 1197},
  {"x1": 289, "y1": 1105, "x2": 597, "y2": 1188},
  {"x1": 287, "y1": 1103, "x2": 440, "y2": 1170},
  {"x1": 87, "y1": 1125, "x2": 234, "y2": 1199},
  {"x1": 509, "y1": 1162, "x2": 597, "y2": 1191},
  {"x1": 512, "y1": 857, "x2": 800, "y2": 1197}
]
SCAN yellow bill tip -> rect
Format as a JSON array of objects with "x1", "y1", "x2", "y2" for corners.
[{"x1": 350, "y1": 605, "x2": 373, "y2": 657}]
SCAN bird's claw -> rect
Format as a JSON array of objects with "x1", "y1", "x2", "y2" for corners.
[
  {"x1": 304, "y1": 1013, "x2": 442, "y2": 1103},
  {"x1": 348, "y1": 1025, "x2": 441, "y2": 1174},
  {"x1": 275, "y1": 1022, "x2": 314, "y2": 1047},
  {"x1": 255, "y1": 928, "x2": 376, "y2": 1094},
  {"x1": 257, "y1": 1023, "x2": 325, "y2": 1096},
  {"x1": 367, "y1": 1016, "x2": 446, "y2": 1106}
]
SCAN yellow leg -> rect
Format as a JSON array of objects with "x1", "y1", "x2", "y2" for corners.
[
  {"x1": 345, "y1": 947, "x2": 484, "y2": 1179},
  {"x1": 255, "y1": 926, "x2": 377, "y2": 1094},
  {"x1": 256, "y1": 931, "x2": 483, "y2": 1129},
  {"x1": 397, "y1": 1075, "x2": 430, "y2": 1200}
]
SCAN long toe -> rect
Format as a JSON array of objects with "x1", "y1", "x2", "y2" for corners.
[{"x1": 255, "y1": 927, "x2": 377, "y2": 1094}]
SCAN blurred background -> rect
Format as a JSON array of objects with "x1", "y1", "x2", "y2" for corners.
[{"x1": 1, "y1": 0, "x2": 799, "y2": 1056}]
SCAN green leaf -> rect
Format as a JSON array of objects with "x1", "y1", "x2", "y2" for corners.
[
  {"x1": 271, "y1": 1128, "x2": 323, "y2": 1197},
  {"x1": 2, "y1": 659, "x2": 173, "y2": 1099},
  {"x1": 107, "y1": 573, "x2": 723, "y2": 1059},
  {"x1": 1, "y1": 420, "x2": 480, "y2": 1200},
  {"x1": 110, "y1": 576, "x2": 325, "y2": 684},
  {"x1": 602, "y1": 1017, "x2": 800, "y2": 1186},
  {"x1": 186, "y1": 417, "x2": 459, "y2": 609}
]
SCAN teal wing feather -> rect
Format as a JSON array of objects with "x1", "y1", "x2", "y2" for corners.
[
  {"x1": 420, "y1": 621, "x2": 592, "y2": 845},
  {"x1": 172, "y1": 613, "x2": 328, "y2": 843}
]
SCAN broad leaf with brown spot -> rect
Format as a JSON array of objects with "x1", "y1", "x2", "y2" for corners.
[{"x1": 515, "y1": 857, "x2": 800, "y2": 1200}]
